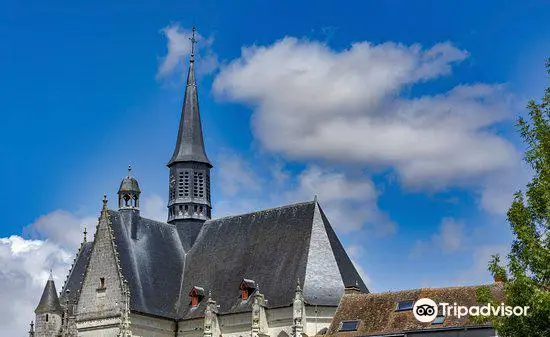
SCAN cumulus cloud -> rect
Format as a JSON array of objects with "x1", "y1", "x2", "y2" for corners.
[
  {"x1": 212, "y1": 152, "x2": 394, "y2": 235},
  {"x1": 212, "y1": 37, "x2": 523, "y2": 214},
  {"x1": 286, "y1": 166, "x2": 395, "y2": 235},
  {"x1": 157, "y1": 24, "x2": 218, "y2": 79},
  {"x1": 22, "y1": 210, "x2": 94, "y2": 252},
  {"x1": 1, "y1": 195, "x2": 166, "y2": 335},
  {"x1": 0, "y1": 236, "x2": 72, "y2": 336}
]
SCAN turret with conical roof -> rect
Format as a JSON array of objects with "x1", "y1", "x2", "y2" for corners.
[
  {"x1": 34, "y1": 271, "x2": 63, "y2": 337},
  {"x1": 167, "y1": 26, "x2": 212, "y2": 249}
]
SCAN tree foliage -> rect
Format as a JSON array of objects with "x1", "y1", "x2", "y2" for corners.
[{"x1": 484, "y1": 58, "x2": 550, "y2": 336}]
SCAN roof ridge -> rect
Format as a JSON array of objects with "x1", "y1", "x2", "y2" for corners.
[
  {"x1": 358, "y1": 283, "x2": 499, "y2": 297},
  {"x1": 208, "y1": 200, "x2": 315, "y2": 222},
  {"x1": 107, "y1": 209, "x2": 176, "y2": 228}
]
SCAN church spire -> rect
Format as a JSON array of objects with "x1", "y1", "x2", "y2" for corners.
[
  {"x1": 168, "y1": 26, "x2": 211, "y2": 167},
  {"x1": 167, "y1": 26, "x2": 213, "y2": 243}
]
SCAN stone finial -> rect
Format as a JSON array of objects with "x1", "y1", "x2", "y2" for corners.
[
  {"x1": 127, "y1": 164, "x2": 132, "y2": 176},
  {"x1": 28, "y1": 321, "x2": 34, "y2": 336},
  {"x1": 103, "y1": 194, "x2": 108, "y2": 209},
  {"x1": 296, "y1": 278, "x2": 301, "y2": 291},
  {"x1": 83, "y1": 226, "x2": 88, "y2": 243}
]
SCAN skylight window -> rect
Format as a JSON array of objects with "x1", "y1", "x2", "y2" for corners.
[
  {"x1": 396, "y1": 299, "x2": 414, "y2": 311},
  {"x1": 338, "y1": 320, "x2": 360, "y2": 332},
  {"x1": 432, "y1": 315, "x2": 446, "y2": 325}
]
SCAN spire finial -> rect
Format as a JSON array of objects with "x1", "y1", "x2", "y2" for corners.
[
  {"x1": 189, "y1": 26, "x2": 197, "y2": 61},
  {"x1": 103, "y1": 194, "x2": 108, "y2": 209},
  {"x1": 296, "y1": 278, "x2": 301, "y2": 291},
  {"x1": 313, "y1": 195, "x2": 318, "y2": 203},
  {"x1": 83, "y1": 226, "x2": 88, "y2": 243},
  {"x1": 49, "y1": 270, "x2": 53, "y2": 281},
  {"x1": 127, "y1": 164, "x2": 132, "y2": 177}
]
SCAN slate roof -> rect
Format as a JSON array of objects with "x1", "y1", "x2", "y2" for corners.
[
  {"x1": 60, "y1": 242, "x2": 93, "y2": 308},
  {"x1": 35, "y1": 275, "x2": 63, "y2": 314},
  {"x1": 325, "y1": 284, "x2": 504, "y2": 337},
  {"x1": 178, "y1": 201, "x2": 368, "y2": 319},
  {"x1": 119, "y1": 176, "x2": 140, "y2": 193},
  {"x1": 108, "y1": 209, "x2": 186, "y2": 319},
  {"x1": 61, "y1": 200, "x2": 367, "y2": 321},
  {"x1": 168, "y1": 56, "x2": 211, "y2": 167}
]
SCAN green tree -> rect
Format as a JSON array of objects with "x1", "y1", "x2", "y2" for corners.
[{"x1": 481, "y1": 58, "x2": 550, "y2": 336}]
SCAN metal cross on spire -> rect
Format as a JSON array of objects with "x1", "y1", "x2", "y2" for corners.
[{"x1": 189, "y1": 26, "x2": 197, "y2": 61}]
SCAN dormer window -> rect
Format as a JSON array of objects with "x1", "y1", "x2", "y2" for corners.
[
  {"x1": 188, "y1": 286, "x2": 205, "y2": 307},
  {"x1": 240, "y1": 279, "x2": 256, "y2": 301}
]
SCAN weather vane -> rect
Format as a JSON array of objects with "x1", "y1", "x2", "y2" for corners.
[{"x1": 190, "y1": 26, "x2": 197, "y2": 60}]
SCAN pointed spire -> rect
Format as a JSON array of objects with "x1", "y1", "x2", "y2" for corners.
[
  {"x1": 35, "y1": 272, "x2": 63, "y2": 314},
  {"x1": 168, "y1": 26, "x2": 212, "y2": 167}
]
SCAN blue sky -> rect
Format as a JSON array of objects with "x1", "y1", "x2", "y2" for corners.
[{"x1": 1, "y1": 0, "x2": 549, "y2": 332}]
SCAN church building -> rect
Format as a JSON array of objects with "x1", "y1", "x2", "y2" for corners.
[{"x1": 30, "y1": 27, "x2": 368, "y2": 337}]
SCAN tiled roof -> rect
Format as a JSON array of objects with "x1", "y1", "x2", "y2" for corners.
[{"x1": 325, "y1": 283, "x2": 504, "y2": 337}]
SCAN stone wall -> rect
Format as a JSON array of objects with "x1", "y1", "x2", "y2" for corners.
[
  {"x1": 76, "y1": 210, "x2": 124, "y2": 325},
  {"x1": 35, "y1": 312, "x2": 62, "y2": 337}
]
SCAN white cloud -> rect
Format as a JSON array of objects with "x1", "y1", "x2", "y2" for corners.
[
  {"x1": 1, "y1": 195, "x2": 164, "y2": 335},
  {"x1": 212, "y1": 154, "x2": 394, "y2": 235},
  {"x1": 212, "y1": 37, "x2": 524, "y2": 214},
  {"x1": 157, "y1": 24, "x2": 218, "y2": 79},
  {"x1": 287, "y1": 166, "x2": 395, "y2": 235},
  {"x1": 22, "y1": 210, "x2": 94, "y2": 252},
  {"x1": 0, "y1": 236, "x2": 72, "y2": 336}
]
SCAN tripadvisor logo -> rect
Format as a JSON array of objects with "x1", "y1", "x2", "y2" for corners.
[{"x1": 413, "y1": 298, "x2": 530, "y2": 323}]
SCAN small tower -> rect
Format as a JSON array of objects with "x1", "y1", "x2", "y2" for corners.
[
  {"x1": 34, "y1": 271, "x2": 63, "y2": 337},
  {"x1": 167, "y1": 26, "x2": 212, "y2": 248},
  {"x1": 118, "y1": 165, "x2": 141, "y2": 211}
]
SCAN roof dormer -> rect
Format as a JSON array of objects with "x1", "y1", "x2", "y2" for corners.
[
  {"x1": 240, "y1": 279, "x2": 256, "y2": 301},
  {"x1": 188, "y1": 286, "x2": 205, "y2": 307}
]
